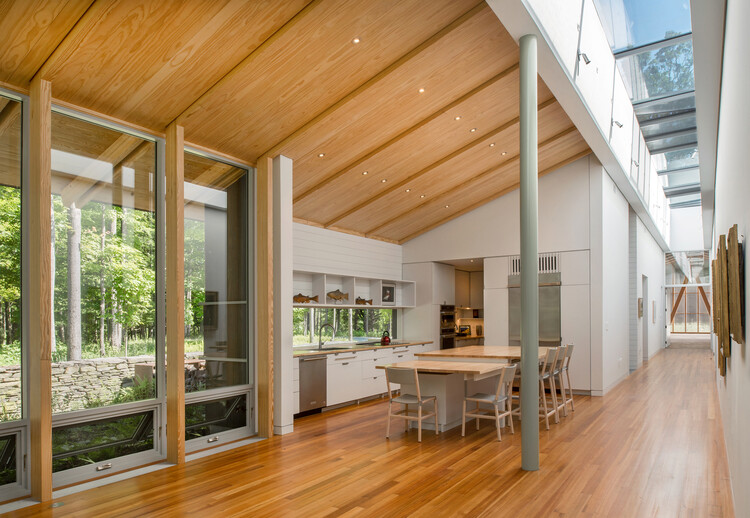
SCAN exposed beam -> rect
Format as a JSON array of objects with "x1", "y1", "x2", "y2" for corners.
[
  {"x1": 165, "y1": 122, "x2": 185, "y2": 465},
  {"x1": 293, "y1": 62, "x2": 520, "y2": 204},
  {"x1": 391, "y1": 141, "x2": 589, "y2": 243},
  {"x1": 670, "y1": 277, "x2": 689, "y2": 323},
  {"x1": 257, "y1": 1, "x2": 487, "y2": 160},
  {"x1": 644, "y1": 127, "x2": 697, "y2": 143},
  {"x1": 633, "y1": 90, "x2": 695, "y2": 109},
  {"x1": 28, "y1": 76, "x2": 53, "y2": 502},
  {"x1": 0, "y1": 101, "x2": 21, "y2": 136},
  {"x1": 174, "y1": 0, "x2": 320, "y2": 128},
  {"x1": 670, "y1": 198, "x2": 702, "y2": 209},
  {"x1": 657, "y1": 165, "x2": 699, "y2": 176},
  {"x1": 648, "y1": 141, "x2": 698, "y2": 155},
  {"x1": 638, "y1": 109, "x2": 695, "y2": 128},
  {"x1": 614, "y1": 33, "x2": 692, "y2": 59},
  {"x1": 324, "y1": 97, "x2": 558, "y2": 228},
  {"x1": 663, "y1": 183, "x2": 701, "y2": 198},
  {"x1": 256, "y1": 156, "x2": 274, "y2": 438}
]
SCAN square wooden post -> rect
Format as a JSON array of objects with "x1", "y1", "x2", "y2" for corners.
[
  {"x1": 166, "y1": 122, "x2": 185, "y2": 464},
  {"x1": 256, "y1": 156, "x2": 274, "y2": 438},
  {"x1": 28, "y1": 76, "x2": 53, "y2": 501}
]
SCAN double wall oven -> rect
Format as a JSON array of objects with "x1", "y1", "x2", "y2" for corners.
[{"x1": 439, "y1": 305, "x2": 456, "y2": 349}]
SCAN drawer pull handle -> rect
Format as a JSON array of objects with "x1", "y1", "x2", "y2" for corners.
[
  {"x1": 96, "y1": 463, "x2": 112, "y2": 472},
  {"x1": 207, "y1": 436, "x2": 219, "y2": 443},
  {"x1": 343, "y1": 362, "x2": 349, "y2": 365}
]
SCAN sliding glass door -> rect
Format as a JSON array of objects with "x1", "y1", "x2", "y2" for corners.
[
  {"x1": 183, "y1": 151, "x2": 253, "y2": 450},
  {"x1": 49, "y1": 110, "x2": 163, "y2": 485}
]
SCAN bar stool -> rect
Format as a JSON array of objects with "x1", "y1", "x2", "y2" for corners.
[
  {"x1": 462, "y1": 364, "x2": 516, "y2": 441},
  {"x1": 561, "y1": 343, "x2": 575, "y2": 412},
  {"x1": 539, "y1": 347, "x2": 559, "y2": 430},
  {"x1": 552, "y1": 344, "x2": 568, "y2": 418}
]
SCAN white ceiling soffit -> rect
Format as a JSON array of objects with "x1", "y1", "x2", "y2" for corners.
[
  {"x1": 690, "y1": 0, "x2": 726, "y2": 248},
  {"x1": 486, "y1": 0, "x2": 670, "y2": 252}
]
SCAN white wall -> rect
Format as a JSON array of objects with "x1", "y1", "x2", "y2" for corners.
[
  {"x1": 636, "y1": 216, "x2": 666, "y2": 360},
  {"x1": 600, "y1": 171, "x2": 631, "y2": 392},
  {"x1": 713, "y1": 0, "x2": 750, "y2": 514},
  {"x1": 670, "y1": 206, "x2": 704, "y2": 251},
  {"x1": 294, "y1": 223, "x2": 402, "y2": 279}
]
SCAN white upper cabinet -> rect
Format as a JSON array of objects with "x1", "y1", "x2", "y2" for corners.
[
  {"x1": 432, "y1": 263, "x2": 455, "y2": 306},
  {"x1": 470, "y1": 271, "x2": 484, "y2": 309},
  {"x1": 455, "y1": 270, "x2": 470, "y2": 308}
]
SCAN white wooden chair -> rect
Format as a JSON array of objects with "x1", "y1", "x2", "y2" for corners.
[
  {"x1": 385, "y1": 367, "x2": 438, "y2": 442},
  {"x1": 462, "y1": 364, "x2": 516, "y2": 441},
  {"x1": 539, "y1": 347, "x2": 559, "y2": 430},
  {"x1": 561, "y1": 343, "x2": 575, "y2": 412},
  {"x1": 552, "y1": 344, "x2": 568, "y2": 417}
]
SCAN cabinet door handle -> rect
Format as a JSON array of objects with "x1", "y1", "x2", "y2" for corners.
[{"x1": 343, "y1": 362, "x2": 349, "y2": 365}]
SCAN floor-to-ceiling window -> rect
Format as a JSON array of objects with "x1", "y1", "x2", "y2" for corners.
[
  {"x1": 293, "y1": 308, "x2": 397, "y2": 346},
  {"x1": 183, "y1": 151, "x2": 253, "y2": 450},
  {"x1": 49, "y1": 110, "x2": 163, "y2": 484},
  {"x1": 666, "y1": 251, "x2": 711, "y2": 334},
  {"x1": 0, "y1": 94, "x2": 24, "y2": 499}
]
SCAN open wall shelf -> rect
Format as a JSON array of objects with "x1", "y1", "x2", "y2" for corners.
[{"x1": 293, "y1": 270, "x2": 416, "y2": 309}]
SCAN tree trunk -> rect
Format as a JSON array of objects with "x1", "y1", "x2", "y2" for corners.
[
  {"x1": 1, "y1": 300, "x2": 6, "y2": 346},
  {"x1": 67, "y1": 204, "x2": 82, "y2": 360},
  {"x1": 109, "y1": 216, "x2": 122, "y2": 351},
  {"x1": 50, "y1": 204, "x2": 56, "y2": 353},
  {"x1": 186, "y1": 288, "x2": 192, "y2": 337},
  {"x1": 99, "y1": 204, "x2": 106, "y2": 356}
]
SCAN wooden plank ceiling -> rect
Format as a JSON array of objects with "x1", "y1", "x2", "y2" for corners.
[{"x1": 0, "y1": 0, "x2": 589, "y2": 244}]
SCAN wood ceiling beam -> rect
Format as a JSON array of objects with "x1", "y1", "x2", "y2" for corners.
[
  {"x1": 0, "y1": 101, "x2": 21, "y2": 137},
  {"x1": 256, "y1": 1, "x2": 487, "y2": 161},
  {"x1": 393, "y1": 146, "x2": 591, "y2": 244},
  {"x1": 173, "y1": 0, "x2": 320, "y2": 128},
  {"x1": 323, "y1": 97, "x2": 557, "y2": 228},
  {"x1": 367, "y1": 126, "x2": 576, "y2": 237},
  {"x1": 293, "y1": 62, "x2": 520, "y2": 204}
]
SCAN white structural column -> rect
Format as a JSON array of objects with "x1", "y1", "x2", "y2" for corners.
[
  {"x1": 273, "y1": 155, "x2": 294, "y2": 434},
  {"x1": 519, "y1": 33, "x2": 540, "y2": 471}
]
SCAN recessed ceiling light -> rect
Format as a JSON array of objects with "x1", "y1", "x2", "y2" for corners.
[
  {"x1": 445, "y1": 205, "x2": 450, "y2": 208},
  {"x1": 362, "y1": 171, "x2": 368, "y2": 175},
  {"x1": 318, "y1": 153, "x2": 325, "y2": 158},
  {"x1": 489, "y1": 143, "x2": 495, "y2": 147},
  {"x1": 352, "y1": 37, "x2": 360, "y2": 44},
  {"x1": 470, "y1": 259, "x2": 474, "y2": 263},
  {"x1": 418, "y1": 88, "x2": 425, "y2": 93},
  {"x1": 501, "y1": 151, "x2": 507, "y2": 156},
  {"x1": 381, "y1": 179, "x2": 387, "y2": 183},
  {"x1": 405, "y1": 188, "x2": 411, "y2": 192},
  {"x1": 454, "y1": 116, "x2": 462, "y2": 121},
  {"x1": 470, "y1": 128, "x2": 477, "y2": 133},
  {"x1": 420, "y1": 194, "x2": 426, "y2": 198}
]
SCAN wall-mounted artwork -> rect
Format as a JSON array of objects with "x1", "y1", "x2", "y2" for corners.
[
  {"x1": 638, "y1": 297, "x2": 643, "y2": 318},
  {"x1": 727, "y1": 224, "x2": 745, "y2": 345},
  {"x1": 381, "y1": 283, "x2": 395, "y2": 306}
]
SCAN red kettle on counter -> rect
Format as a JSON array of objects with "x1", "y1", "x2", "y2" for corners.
[{"x1": 381, "y1": 330, "x2": 391, "y2": 346}]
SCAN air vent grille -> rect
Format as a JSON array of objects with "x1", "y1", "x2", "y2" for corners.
[{"x1": 509, "y1": 252, "x2": 560, "y2": 275}]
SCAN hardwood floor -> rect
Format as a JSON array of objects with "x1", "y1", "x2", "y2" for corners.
[{"x1": 6, "y1": 348, "x2": 733, "y2": 517}]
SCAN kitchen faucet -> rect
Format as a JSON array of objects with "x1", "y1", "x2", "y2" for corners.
[{"x1": 318, "y1": 322, "x2": 335, "y2": 350}]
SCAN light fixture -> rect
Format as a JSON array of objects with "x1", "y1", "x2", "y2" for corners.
[
  {"x1": 489, "y1": 143, "x2": 495, "y2": 147},
  {"x1": 470, "y1": 259, "x2": 474, "y2": 263},
  {"x1": 470, "y1": 128, "x2": 477, "y2": 133},
  {"x1": 405, "y1": 188, "x2": 411, "y2": 192},
  {"x1": 318, "y1": 153, "x2": 325, "y2": 158},
  {"x1": 612, "y1": 120, "x2": 623, "y2": 128},
  {"x1": 420, "y1": 194, "x2": 426, "y2": 198},
  {"x1": 352, "y1": 37, "x2": 360, "y2": 44},
  {"x1": 444, "y1": 205, "x2": 450, "y2": 208},
  {"x1": 418, "y1": 88, "x2": 425, "y2": 93},
  {"x1": 501, "y1": 151, "x2": 507, "y2": 156},
  {"x1": 454, "y1": 116, "x2": 462, "y2": 121},
  {"x1": 381, "y1": 179, "x2": 387, "y2": 183},
  {"x1": 362, "y1": 171, "x2": 368, "y2": 175},
  {"x1": 579, "y1": 52, "x2": 591, "y2": 65}
]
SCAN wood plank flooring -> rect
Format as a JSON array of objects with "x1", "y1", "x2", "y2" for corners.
[{"x1": 5, "y1": 348, "x2": 734, "y2": 517}]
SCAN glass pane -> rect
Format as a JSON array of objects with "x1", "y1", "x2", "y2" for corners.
[
  {"x1": 686, "y1": 291, "x2": 697, "y2": 313},
  {"x1": 661, "y1": 169, "x2": 700, "y2": 188},
  {"x1": 674, "y1": 312, "x2": 686, "y2": 332},
  {"x1": 669, "y1": 193, "x2": 701, "y2": 206},
  {"x1": 52, "y1": 411, "x2": 154, "y2": 472},
  {"x1": 686, "y1": 313, "x2": 698, "y2": 333},
  {"x1": 651, "y1": 148, "x2": 699, "y2": 172},
  {"x1": 50, "y1": 113, "x2": 157, "y2": 413},
  {"x1": 184, "y1": 153, "x2": 248, "y2": 393},
  {"x1": 594, "y1": 0, "x2": 692, "y2": 53},
  {"x1": 647, "y1": 132, "x2": 697, "y2": 153},
  {"x1": 185, "y1": 394, "x2": 246, "y2": 440},
  {"x1": 0, "y1": 96, "x2": 22, "y2": 423},
  {"x1": 640, "y1": 113, "x2": 696, "y2": 139},
  {"x1": 352, "y1": 309, "x2": 397, "y2": 341},
  {"x1": 634, "y1": 94, "x2": 695, "y2": 118},
  {"x1": 617, "y1": 40, "x2": 695, "y2": 102},
  {"x1": 0, "y1": 434, "x2": 17, "y2": 486}
]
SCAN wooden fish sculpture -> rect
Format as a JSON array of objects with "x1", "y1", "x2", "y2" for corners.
[
  {"x1": 356, "y1": 297, "x2": 373, "y2": 305},
  {"x1": 293, "y1": 293, "x2": 318, "y2": 303},
  {"x1": 327, "y1": 289, "x2": 349, "y2": 302}
]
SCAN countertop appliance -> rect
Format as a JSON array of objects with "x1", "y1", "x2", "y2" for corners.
[
  {"x1": 440, "y1": 305, "x2": 456, "y2": 349},
  {"x1": 299, "y1": 355, "x2": 327, "y2": 413}
]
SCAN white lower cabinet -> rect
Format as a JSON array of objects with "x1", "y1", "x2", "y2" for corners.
[
  {"x1": 326, "y1": 353, "x2": 362, "y2": 406},
  {"x1": 293, "y1": 357, "x2": 300, "y2": 414}
]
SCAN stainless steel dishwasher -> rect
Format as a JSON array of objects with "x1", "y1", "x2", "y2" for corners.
[{"x1": 299, "y1": 356, "x2": 327, "y2": 412}]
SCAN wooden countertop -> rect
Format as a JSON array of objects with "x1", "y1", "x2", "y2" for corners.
[
  {"x1": 416, "y1": 345, "x2": 545, "y2": 361},
  {"x1": 376, "y1": 359, "x2": 505, "y2": 376},
  {"x1": 293, "y1": 341, "x2": 432, "y2": 357}
]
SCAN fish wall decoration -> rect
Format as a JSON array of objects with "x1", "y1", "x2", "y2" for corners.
[
  {"x1": 327, "y1": 289, "x2": 349, "y2": 302},
  {"x1": 293, "y1": 293, "x2": 318, "y2": 303},
  {"x1": 355, "y1": 297, "x2": 373, "y2": 305}
]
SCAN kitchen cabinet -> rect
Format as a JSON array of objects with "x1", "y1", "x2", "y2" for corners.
[
  {"x1": 432, "y1": 263, "x2": 455, "y2": 305},
  {"x1": 470, "y1": 271, "x2": 484, "y2": 309},
  {"x1": 455, "y1": 270, "x2": 470, "y2": 308},
  {"x1": 326, "y1": 352, "x2": 362, "y2": 406},
  {"x1": 293, "y1": 358, "x2": 300, "y2": 414}
]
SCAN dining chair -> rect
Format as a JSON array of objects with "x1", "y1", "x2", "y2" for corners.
[
  {"x1": 552, "y1": 344, "x2": 568, "y2": 418},
  {"x1": 385, "y1": 367, "x2": 438, "y2": 442},
  {"x1": 562, "y1": 343, "x2": 575, "y2": 412},
  {"x1": 462, "y1": 364, "x2": 516, "y2": 441},
  {"x1": 539, "y1": 347, "x2": 559, "y2": 430}
]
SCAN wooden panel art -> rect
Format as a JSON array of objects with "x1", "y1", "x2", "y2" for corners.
[{"x1": 727, "y1": 224, "x2": 745, "y2": 345}]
